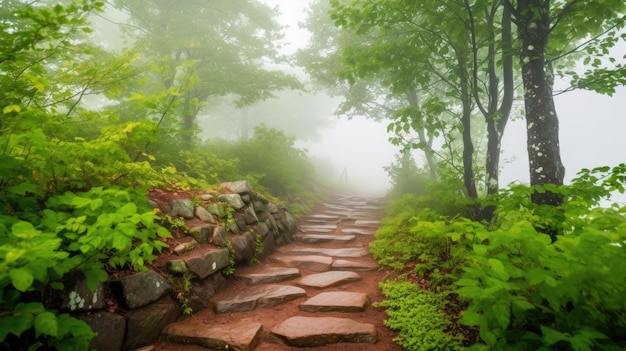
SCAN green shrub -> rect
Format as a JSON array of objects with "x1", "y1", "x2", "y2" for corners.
[{"x1": 376, "y1": 279, "x2": 464, "y2": 351}]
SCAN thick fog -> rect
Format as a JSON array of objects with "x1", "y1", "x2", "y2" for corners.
[{"x1": 263, "y1": 0, "x2": 626, "y2": 200}]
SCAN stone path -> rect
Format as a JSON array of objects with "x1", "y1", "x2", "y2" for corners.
[{"x1": 156, "y1": 195, "x2": 402, "y2": 351}]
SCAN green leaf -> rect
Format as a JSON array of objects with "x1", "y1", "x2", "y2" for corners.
[
  {"x1": 540, "y1": 326, "x2": 569, "y2": 346},
  {"x1": 117, "y1": 202, "x2": 137, "y2": 217},
  {"x1": 34, "y1": 312, "x2": 58, "y2": 337},
  {"x1": 3, "y1": 104, "x2": 21, "y2": 114},
  {"x1": 10, "y1": 267, "x2": 34, "y2": 292},
  {"x1": 12, "y1": 221, "x2": 40, "y2": 239},
  {"x1": 488, "y1": 258, "x2": 509, "y2": 280}
]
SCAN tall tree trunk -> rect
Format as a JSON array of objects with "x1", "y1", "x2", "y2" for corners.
[
  {"x1": 516, "y1": 0, "x2": 565, "y2": 200},
  {"x1": 514, "y1": 0, "x2": 566, "y2": 240},
  {"x1": 457, "y1": 54, "x2": 478, "y2": 200},
  {"x1": 405, "y1": 88, "x2": 438, "y2": 180}
]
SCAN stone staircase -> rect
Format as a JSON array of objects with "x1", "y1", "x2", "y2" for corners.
[{"x1": 154, "y1": 195, "x2": 400, "y2": 351}]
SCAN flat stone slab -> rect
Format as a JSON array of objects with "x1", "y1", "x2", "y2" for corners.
[
  {"x1": 162, "y1": 319, "x2": 263, "y2": 351},
  {"x1": 300, "y1": 292, "x2": 370, "y2": 312},
  {"x1": 269, "y1": 255, "x2": 333, "y2": 271},
  {"x1": 272, "y1": 316, "x2": 378, "y2": 347},
  {"x1": 212, "y1": 285, "x2": 306, "y2": 313},
  {"x1": 332, "y1": 259, "x2": 379, "y2": 271},
  {"x1": 297, "y1": 271, "x2": 361, "y2": 289},
  {"x1": 302, "y1": 214, "x2": 342, "y2": 221},
  {"x1": 284, "y1": 247, "x2": 370, "y2": 258},
  {"x1": 341, "y1": 228, "x2": 376, "y2": 235},
  {"x1": 235, "y1": 266, "x2": 300, "y2": 284},
  {"x1": 354, "y1": 220, "x2": 381, "y2": 227},
  {"x1": 296, "y1": 233, "x2": 356, "y2": 244},
  {"x1": 299, "y1": 224, "x2": 337, "y2": 233}
]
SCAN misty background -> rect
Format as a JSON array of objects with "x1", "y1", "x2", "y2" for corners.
[{"x1": 93, "y1": 0, "x2": 625, "y2": 197}]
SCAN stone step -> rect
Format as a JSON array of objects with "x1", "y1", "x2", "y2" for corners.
[
  {"x1": 301, "y1": 214, "x2": 343, "y2": 221},
  {"x1": 331, "y1": 259, "x2": 379, "y2": 271},
  {"x1": 354, "y1": 220, "x2": 381, "y2": 227},
  {"x1": 300, "y1": 291, "x2": 370, "y2": 312},
  {"x1": 271, "y1": 316, "x2": 378, "y2": 347},
  {"x1": 341, "y1": 228, "x2": 376, "y2": 235},
  {"x1": 299, "y1": 224, "x2": 337, "y2": 233},
  {"x1": 297, "y1": 271, "x2": 361, "y2": 289},
  {"x1": 296, "y1": 233, "x2": 356, "y2": 244},
  {"x1": 235, "y1": 266, "x2": 300, "y2": 285},
  {"x1": 162, "y1": 319, "x2": 263, "y2": 351},
  {"x1": 269, "y1": 254, "x2": 333, "y2": 272},
  {"x1": 282, "y1": 247, "x2": 369, "y2": 258},
  {"x1": 211, "y1": 284, "x2": 306, "y2": 313}
]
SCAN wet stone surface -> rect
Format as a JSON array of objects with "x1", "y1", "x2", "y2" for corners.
[
  {"x1": 296, "y1": 233, "x2": 356, "y2": 244},
  {"x1": 235, "y1": 266, "x2": 301, "y2": 285},
  {"x1": 300, "y1": 291, "x2": 370, "y2": 312},
  {"x1": 283, "y1": 247, "x2": 370, "y2": 258},
  {"x1": 211, "y1": 284, "x2": 306, "y2": 313},
  {"x1": 268, "y1": 254, "x2": 333, "y2": 272},
  {"x1": 297, "y1": 271, "x2": 361, "y2": 289},
  {"x1": 271, "y1": 316, "x2": 378, "y2": 347}
]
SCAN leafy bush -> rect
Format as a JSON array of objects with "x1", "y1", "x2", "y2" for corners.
[
  {"x1": 376, "y1": 279, "x2": 464, "y2": 351},
  {"x1": 0, "y1": 187, "x2": 171, "y2": 348},
  {"x1": 455, "y1": 209, "x2": 626, "y2": 351}
]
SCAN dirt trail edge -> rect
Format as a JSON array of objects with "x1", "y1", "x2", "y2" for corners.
[{"x1": 154, "y1": 194, "x2": 403, "y2": 351}]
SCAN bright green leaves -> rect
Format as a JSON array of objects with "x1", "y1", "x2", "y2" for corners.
[{"x1": 9, "y1": 267, "x2": 34, "y2": 292}]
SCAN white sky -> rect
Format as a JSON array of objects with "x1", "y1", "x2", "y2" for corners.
[{"x1": 265, "y1": 0, "x2": 626, "y2": 199}]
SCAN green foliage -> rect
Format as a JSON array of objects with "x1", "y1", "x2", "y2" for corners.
[
  {"x1": 170, "y1": 273, "x2": 194, "y2": 315},
  {"x1": 250, "y1": 233, "x2": 264, "y2": 265},
  {"x1": 208, "y1": 125, "x2": 318, "y2": 213},
  {"x1": 455, "y1": 215, "x2": 626, "y2": 351},
  {"x1": 376, "y1": 279, "x2": 463, "y2": 351},
  {"x1": 222, "y1": 239, "x2": 236, "y2": 276}
]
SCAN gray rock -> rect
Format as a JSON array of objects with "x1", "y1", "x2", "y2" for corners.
[
  {"x1": 261, "y1": 232, "x2": 276, "y2": 257},
  {"x1": 226, "y1": 220, "x2": 240, "y2": 234},
  {"x1": 199, "y1": 193, "x2": 213, "y2": 201},
  {"x1": 331, "y1": 259, "x2": 379, "y2": 271},
  {"x1": 243, "y1": 206, "x2": 259, "y2": 224},
  {"x1": 162, "y1": 319, "x2": 263, "y2": 351},
  {"x1": 236, "y1": 266, "x2": 300, "y2": 285},
  {"x1": 283, "y1": 247, "x2": 370, "y2": 258},
  {"x1": 341, "y1": 228, "x2": 376, "y2": 235},
  {"x1": 252, "y1": 200, "x2": 266, "y2": 213},
  {"x1": 172, "y1": 240, "x2": 197, "y2": 255},
  {"x1": 171, "y1": 199, "x2": 195, "y2": 218},
  {"x1": 241, "y1": 194, "x2": 251, "y2": 204},
  {"x1": 296, "y1": 234, "x2": 356, "y2": 244},
  {"x1": 115, "y1": 271, "x2": 171, "y2": 310},
  {"x1": 188, "y1": 272, "x2": 226, "y2": 312},
  {"x1": 230, "y1": 232, "x2": 256, "y2": 263},
  {"x1": 233, "y1": 212, "x2": 247, "y2": 231},
  {"x1": 188, "y1": 225, "x2": 213, "y2": 244},
  {"x1": 195, "y1": 206, "x2": 216, "y2": 223},
  {"x1": 78, "y1": 312, "x2": 126, "y2": 351},
  {"x1": 354, "y1": 219, "x2": 381, "y2": 227},
  {"x1": 211, "y1": 226, "x2": 227, "y2": 247},
  {"x1": 184, "y1": 248, "x2": 229, "y2": 279},
  {"x1": 206, "y1": 203, "x2": 225, "y2": 218},
  {"x1": 221, "y1": 180, "x2": 253, "y2": 195},
  {"x1": 218, "y1": 194, "x2": 245, "y2": 209},
  {"x1": 269, "y1": 255, "x2": 332, "y2": 272},
  {"x1": 122, "y1": 302, "x2": 180, "y2": 351},
  {"x1": 297, "y1": 271, "x2": 361, "y2": 289},
  {"x1": 212, "y1": 284, "x2": 306, "y2": 313},
  {"x1": 166, "y1": 260, "x2": 188, "y2": 275},
  {"x1": 266, "y1": 202, "x2": 279, "y2": 213},
  {"x1": 300, "y1": 292, "x2": 370, "y2": 312},
  {"x1": 271, "y1": 316, "x2": 378, "y2": 347},
  {"x1": 61, "y1": 279, "x2": 105, "y2": 312},
  {"x1": 254, "y1": 222, "x2": 270, "y2": 238}
]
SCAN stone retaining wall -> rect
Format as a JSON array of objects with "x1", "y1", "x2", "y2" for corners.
[{"x1": 63, "y1": 181, "x2": 297, "y2": 351}]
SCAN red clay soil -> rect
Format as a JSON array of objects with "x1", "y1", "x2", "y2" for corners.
[{"x1": 152, "y1": 200, "x2": 404, "y2": 351}]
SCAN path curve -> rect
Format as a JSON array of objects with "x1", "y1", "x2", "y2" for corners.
[{"x1": 154, "y1": 194, "x2": 402, "y2": 351}]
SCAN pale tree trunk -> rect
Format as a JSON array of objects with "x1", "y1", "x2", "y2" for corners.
[{"x1": 512, "y1": 0, "x2": 566, "y2": 239}]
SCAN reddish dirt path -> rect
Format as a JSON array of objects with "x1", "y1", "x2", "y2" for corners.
[{"x1": 153, "y1": 196, "x2": 403, "y2": 351}]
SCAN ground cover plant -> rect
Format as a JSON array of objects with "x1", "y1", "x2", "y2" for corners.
[{"x1": 372, "y1": 164, "x2": 626, "y2": 351}]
